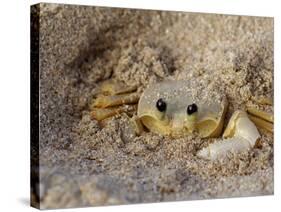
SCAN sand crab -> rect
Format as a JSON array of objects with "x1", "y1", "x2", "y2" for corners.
[{"x1": 91, "y1": 80, "x2": 273, "y2": 160}]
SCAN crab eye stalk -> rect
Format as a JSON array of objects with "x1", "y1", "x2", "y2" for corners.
[
  {"x1": 187, "y1": 103, "x2": 198, "y2": 115},
  {"x1": 156, "y1": 98, "x2": 167, "y2": 112}
]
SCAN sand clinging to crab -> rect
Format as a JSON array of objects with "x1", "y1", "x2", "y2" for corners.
[{"x1": 91, "y1": 80, "x2": 273, "y2": 160}]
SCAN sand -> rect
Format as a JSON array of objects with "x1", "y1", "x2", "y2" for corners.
[{"x1": 34, "y1": 3, "x2": 273, "y2": 209}]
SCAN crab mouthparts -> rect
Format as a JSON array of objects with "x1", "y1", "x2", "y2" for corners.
[{"x1": 171, "y1": 115, "x2": 195, "y2": 133}]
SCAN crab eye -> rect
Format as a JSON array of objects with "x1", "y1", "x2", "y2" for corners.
[
  {"x1": 187, "y1": 103, "x2": 198, "y2": 115},
  {"x1": 156, "y1": 98, "x2": 167, "y2": 112}
]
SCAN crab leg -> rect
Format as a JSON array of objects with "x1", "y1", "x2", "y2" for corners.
[
  {"x1": 197, "y1": 111, "x2": 260, "y2": 160},
  {"x1": 100, "y1": 80, "x2": 137, "y2": 95},
  {"x1": 91, "y1": 105, "x2": 136, "y2": 121},
  {"x1": 248, "y1": 114, "x2": 273, "y2": 133},
  {"x1": 246, "y1": 107, "x2": 273, "y2": 123},
  {"x1": 93, "y1": 93, "x2": 140, "y2": 108},
  {"x1": 245, "y1": 106, "x2": 273, "y2": 133},
  {"x1": 90, "y1": 80, "x2": 139, "y2": 120},
  {"x1": 130, "y1": 115, "x2": 144, "y2": 135}
]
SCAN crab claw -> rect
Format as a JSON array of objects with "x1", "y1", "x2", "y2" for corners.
[{"x1": 197, "y1": 111, "x2": 260, "y2": 160}]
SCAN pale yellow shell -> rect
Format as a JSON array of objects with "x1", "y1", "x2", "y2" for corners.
[{"x1": 137, "y1": 80, "x2": 228, "y2": 138}]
